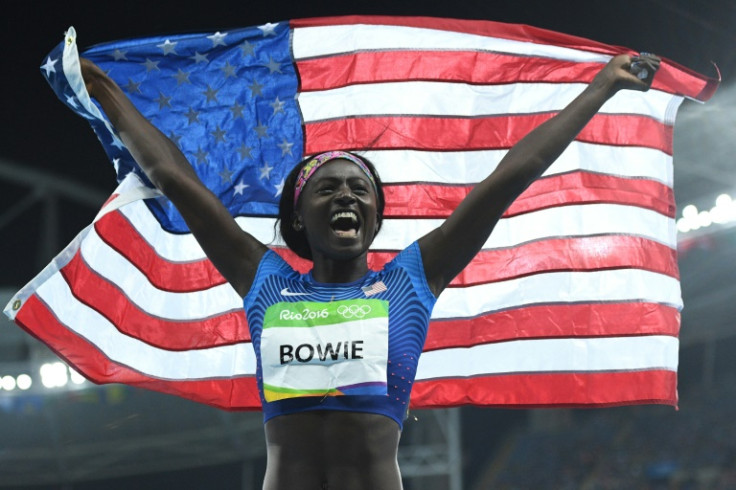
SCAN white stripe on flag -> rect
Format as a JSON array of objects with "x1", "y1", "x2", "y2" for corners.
[
  {"x1": 117, "y1": 201, "x2": 676, "y2": 263},
  {"x1": 30, "y1": 271, "x2": 681, "y2": 382},
  {"x1": 374, "y1": 204, "x2": 676, "y2": 251},
  {"x1": 365, "y1": 143, "x2": 674, "y2": 186},
  {"x1": 78, "y1": 226, "x2": 680, "y2": 321},
  {"x1": 292, "y1": 24, "x2": 613, "y2": 62},
  {"x1": 81, "y1": 229, "x2": 243, "y2": 319},
  {"x1": 299, "y1": 82, "x2": 675, "y2": 122},
  {"x1": 416, "y1": 336, "x2": 679, "y2": 379},
  {"x1": 35, "y1": 273, "x2": 257, "y2": 379},
  {"x1": 433, "y1": 269, "x2": 682, "y2": 320}
]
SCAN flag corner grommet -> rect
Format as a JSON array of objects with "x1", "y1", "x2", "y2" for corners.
[
  {"x1": 65, "y1": 28, "x2": 75, "y2": 46},
  {"x1": 12, "y1": 299, "x2": 22, "y2": 311}
]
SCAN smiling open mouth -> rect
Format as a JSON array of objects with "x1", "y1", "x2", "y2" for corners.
[{"x1": 330, "y1": 211, "x2": 360, "y2": 238}]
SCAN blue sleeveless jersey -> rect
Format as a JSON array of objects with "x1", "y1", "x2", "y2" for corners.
[{"x1": 243, "y1": 242, "x2": 436, "y2": 428}]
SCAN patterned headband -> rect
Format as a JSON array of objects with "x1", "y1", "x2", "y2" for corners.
[{"x1": 293, "y1": 151, "x2": 378, "y2": 209}]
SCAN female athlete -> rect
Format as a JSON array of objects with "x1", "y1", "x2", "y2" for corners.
[{"x1": 79, "y1": 52, "x2": 659, "y2": 489}]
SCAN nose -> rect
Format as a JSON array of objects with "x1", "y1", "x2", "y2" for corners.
[{"x1": 334, "y1": 185, "x2": 356, "y2": 205}]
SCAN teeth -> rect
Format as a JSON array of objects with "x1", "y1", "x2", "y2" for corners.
[
  {"x1": 330, "y1": 211, "x2": 358, "y2": 224},
  {"x1": 334, "y1": 229, "x2": 357, "y2": 238}
]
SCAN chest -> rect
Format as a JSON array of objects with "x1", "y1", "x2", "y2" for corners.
[{"x1": 247, "y1": 271, "x2": 430, "y2": 401}]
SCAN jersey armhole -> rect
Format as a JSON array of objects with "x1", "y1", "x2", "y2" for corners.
[
  {"x1": 393, "y1": 241, "x2": 438, "y2": 310},
  {"x1": 243, "y1": 250, "x2": 287, "y2": 310}
]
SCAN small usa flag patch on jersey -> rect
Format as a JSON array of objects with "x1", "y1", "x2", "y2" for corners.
[{"x1": 362, "y1": 281, "x2": 387, "y2": 297}]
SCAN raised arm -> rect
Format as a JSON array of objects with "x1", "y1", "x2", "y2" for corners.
[
  {"x1": 418, "y1": 53, "x2": 660, "y2": 297},
  {"x1": 80, "y1": 59, "x2": 267, "y2": 297}
]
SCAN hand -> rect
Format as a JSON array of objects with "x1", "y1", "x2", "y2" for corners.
[
  {"x1": 629, "y1": 53, "x2": 659, "y2": 81},
  {"x1": 594, "y1": 53, "x2": 661, "y2": 94}
]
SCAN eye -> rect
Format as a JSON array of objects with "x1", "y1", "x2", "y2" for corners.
[
  {"x1": 316, "y1": 185, "x2": 334, "y2": 195},
  {"x1": 350, "y1": 179, "x2": 372, "y2": 194}
]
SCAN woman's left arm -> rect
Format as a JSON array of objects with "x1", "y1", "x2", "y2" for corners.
[{"x1": 418, "y1": 54, "x2": 660, "y2": 297}]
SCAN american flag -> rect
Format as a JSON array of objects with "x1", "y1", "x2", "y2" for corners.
[
  {"x1": 5, "y1": 16, "x2": 717, "y2": 410},
  {"x1": 362, "y1": 281, "x2": 388, "y2": 297}
]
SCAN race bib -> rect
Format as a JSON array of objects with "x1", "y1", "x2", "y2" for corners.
[{"x1": 260, "y1": 299, "x2": 389, "y2": 402}]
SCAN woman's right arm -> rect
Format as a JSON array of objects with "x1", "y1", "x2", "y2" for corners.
[{"x1": 81, "y1": 58, "x2": 267, "y2": 297}]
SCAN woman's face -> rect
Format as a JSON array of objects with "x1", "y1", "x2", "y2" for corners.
[{"x1": 296, "y1": 159, "x2": 379, "y2": 263}]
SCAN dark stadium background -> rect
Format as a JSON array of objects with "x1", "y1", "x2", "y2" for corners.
[{"x1": 1, "y1": 1, "x2": 735, "y2": 488}]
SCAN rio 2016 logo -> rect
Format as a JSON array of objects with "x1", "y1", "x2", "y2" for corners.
[
  {"x1": 337, "y1": 304, "x2": 372, "y2": 319},
  {"x1": 279, "y1": 308, "x2": 329, "y2": 321}
]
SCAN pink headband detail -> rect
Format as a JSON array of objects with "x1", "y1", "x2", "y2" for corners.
[{"x1": 293, "y1": 151, "x2": 377, "y2": 209}]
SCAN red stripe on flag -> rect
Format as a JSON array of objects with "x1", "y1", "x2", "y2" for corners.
[
  {"x1": 363, "y1": 235, "x2": 678, "y2": 286},
  {"x1": 424, "y1": 302, "x2": 680, "y2": 350},
  {"x1": 93, "y1": 177, "x2": 674, "y2": 293},
  {"x1": 96, "y1": 209, "x2": 677, "y2": 291},
  {"x1": 305, "y1": 114, "x2": 673, "y2": 155},
  {"x1": 447, "y1": 235, "x2": 679, "y2": 286},
  {"x1": 56, "y1": 242, "x2": 681, "y2": 353},
  {"x1": 60, "y1": 251, "x2": 250, "y2": 350},
  {"x1": 291, "y1": 15, "x2": 716, "y2": 101},
  {"x1": 297, "y1": 52, "x2": 605, "y2": 91},
  {"x1": 95, "y1": 212, "x2": 228, "y2": 292},
  {"x1": 15, "y1": 294, "x2": 261, "y2": 410},
  {"x1": 510, "y1": 172, "x2": 674, "y2": 217},
  {"x1": 31, "y1": 240, "x2": 681, "y2": 356},
  {"x1": 15, "y1": 295, "x2": 677, "y2": 412},
  {"x1": 384, "y1": 172, "x2": 675, "y2": 218},
  {"x1": 410, "y1": 370, "x2": 677, "y2": 408}
]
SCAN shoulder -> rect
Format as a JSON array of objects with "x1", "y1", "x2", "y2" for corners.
[
  {"x1": 243, "y1": 250, "x2": 300, "y2": 306},
  {"x1": 383, "y1": 241, "x2": 437, "y2": 307},
  {"x1": 385, "y1": 241, "x2": 423, "y2": 272}
]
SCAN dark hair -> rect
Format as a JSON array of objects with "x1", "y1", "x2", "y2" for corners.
[{"x1": 277, "y1": 152, "x2": 385, "y2": 260}]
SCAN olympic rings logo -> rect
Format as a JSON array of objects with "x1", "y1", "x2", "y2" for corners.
[{"x1": 337, "y1": 304, "x2": 372, "y2": 319}]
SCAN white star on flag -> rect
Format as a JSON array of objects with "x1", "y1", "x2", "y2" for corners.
[
  {"x1": 41, "y1": 57, "x2": 57, "y2": 76},
  {"x1": 274, "y1": 178, "x2": 284, "y2": 197},
  {"x1": 258, "y1": 23, "x2": 278, "y2": 36},
  {"x1": 207, "y1": 31, "x2": 228, "y2": 46},
  {"x1": 157, "y1": 39, "x2": 177, "y2": 55},
  {"x1": 234, "y1": 180, "x2": 249, "y2": 195}
]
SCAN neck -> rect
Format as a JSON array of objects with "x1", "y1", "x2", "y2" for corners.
[{"x1": 310, "y1": 254, "x2": 369, "y2": 284}]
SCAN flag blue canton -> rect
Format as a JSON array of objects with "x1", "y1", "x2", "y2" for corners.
[{"x1": 42, "y1": 23, "x2": 302, "y2": 232}]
